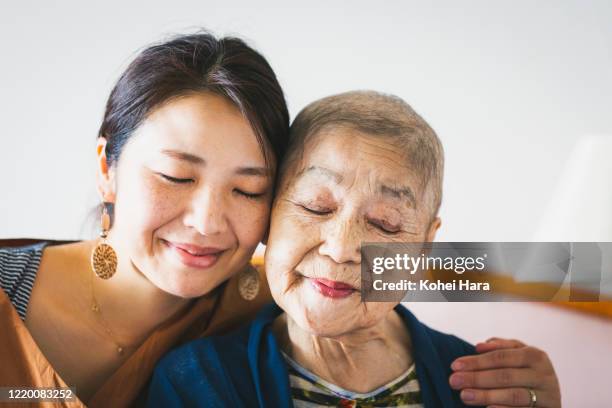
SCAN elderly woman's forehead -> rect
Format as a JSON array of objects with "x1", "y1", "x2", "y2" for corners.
[
  {"x1": 279, "y1": 130, "x2": 425, "y2": 203},
  {"x1": 299, "y1": 129, "x2": 414, "y2": 176},
  {"x1": 310, "y1": 125, "x2": 392, "y2": 146}
]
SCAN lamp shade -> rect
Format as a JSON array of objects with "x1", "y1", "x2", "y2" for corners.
[
  {"x1": 532, "y1": 134, "x2": 612, "y2": 298},
  {"x1": 534, "y1": 134, "x2": 612, "y2": 242}
]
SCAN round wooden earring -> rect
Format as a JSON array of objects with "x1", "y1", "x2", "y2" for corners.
[{"x1": 91, "y1": 205, "x2": 117, "y2": 279}]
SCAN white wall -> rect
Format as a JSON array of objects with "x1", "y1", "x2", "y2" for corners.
[
  {"x1": 1, "y1": 1, "x2": 611, "y2": 406},
  {"x1": 2, "y1": 0, "x2": 611, "y2": 241}
]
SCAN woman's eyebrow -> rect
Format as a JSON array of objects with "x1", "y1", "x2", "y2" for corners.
[
  {"x1": 160, "y1": 149, "x2": 268, "y2": 177},
  {"x1": 380, "y1": 184, "x2": 417, "y2": 208},
  {"x1": 161, "y1": 149, "x2": 205, "y2": 165},
  {"x1": 235, "y1": 166, "x2": 269, "y2": 177}
]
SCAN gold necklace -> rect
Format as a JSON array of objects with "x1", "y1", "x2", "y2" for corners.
[{"x1": 89, "y1": 270, "x2": 135, "y2": 356}]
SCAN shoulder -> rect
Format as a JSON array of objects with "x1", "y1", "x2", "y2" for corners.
[
  {"x1": 156, "y1": 303, "x2": 282, "y2": 378},
  {"x1": 198, "y1": 262, "x2": 273, "y2": 337},
  {"x1": 149, "y1": 335, "x2": 247, "y2": 407},
  {"x1": 0, "y1": 241, "x2": 46, "y2": 276},
  {"x1": 421, "y1": 323, "x2": 476, "y2": 363},
  {"x1": 0, "y1": 242, "x2": 47, "y2": 319},
  {"x1": 155, "y1": 323, "x2": 252, "y2": 382},
  {"x1": 148, "y1": 305, "x2": 278, "y2": 408}
]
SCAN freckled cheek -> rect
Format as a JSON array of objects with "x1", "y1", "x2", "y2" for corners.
[
  {"x1": 116, "y1": 178, "x2": 184, "y2": 236},
  {"x1": 228, "y1": 201, "x2": 270, "y2": 248}
]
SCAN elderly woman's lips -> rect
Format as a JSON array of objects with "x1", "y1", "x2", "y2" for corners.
[{"x1": 309, "y1": 278, "x2": 356, "y2": 299}]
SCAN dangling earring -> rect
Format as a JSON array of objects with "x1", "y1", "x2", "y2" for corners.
[
  {"x1": 91, "y1": 202, "x2": 118, "y2": 279},
  {"x1": 238, "y1": 265, "x2": 260, "y2": 301}
]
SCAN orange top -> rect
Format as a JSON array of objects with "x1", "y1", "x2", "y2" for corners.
[{"x1": 0, "y1": 239, "x2": 271, "y2": 408}]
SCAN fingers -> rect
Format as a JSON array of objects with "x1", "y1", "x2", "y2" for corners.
[
  {"x1": 450, "y1": 368, "x2": 536, "y2": 390},
  {"x1": 449, "y1": 339, "x2": 561, "y2": 408},
  {"x1": 475, "y1": 338, "x2": 525, "y2": 354},
  {"x1": 486, "y1": 337, "x2": 526, "y2": 347},
  {"x1": 458, "y1": 387, "x2": 544, "y2": 407},
  {"x1": 451, "y1": 347, "x2": 544, "y2": 371}
]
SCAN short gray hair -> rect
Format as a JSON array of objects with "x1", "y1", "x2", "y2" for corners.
[{"x1": 282, "y1": 90, "x2": 444, "y2": 219}]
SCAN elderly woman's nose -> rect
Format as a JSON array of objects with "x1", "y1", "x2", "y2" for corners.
[
  {"x1": 183, "y1": 186, "x2": 229, "y2": 236},
  {"x1": 318, "y1": 220, "x2": 361, "y2": 264}
]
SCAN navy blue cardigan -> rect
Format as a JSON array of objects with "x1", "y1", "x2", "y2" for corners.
[{"x1": 147, "y1": 303, "x2": 481, "y2": 408}]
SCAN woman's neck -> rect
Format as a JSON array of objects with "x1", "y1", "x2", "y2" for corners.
[
  {"x1": 273, "y1": 309, "x2": 413, "y2": 394},
  {"x1": 29, "y1": 238, "x2": 201, "y2": 402},
  {"x1": 79, "y1": 239, "x2": 193, "y2": 347}
]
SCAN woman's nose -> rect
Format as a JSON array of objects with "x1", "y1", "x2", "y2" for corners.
[
  {"x1": 183, "y1": 187, "x2": 229, "y2": 236},
  {"x1": 318, "y1": 219, "x2": 362, "y2": 264}
]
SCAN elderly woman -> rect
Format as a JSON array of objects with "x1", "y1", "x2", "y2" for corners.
[{"x1": 147, "y1": 91, "x2": 560, "y2": 407}]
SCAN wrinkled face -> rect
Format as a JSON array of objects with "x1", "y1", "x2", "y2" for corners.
[
  {"x1": 265, "y1": 127, "x2": 438, "y2": 337},
  {"x1": 106, "y1": 93, "x2": 273, "y2": 298}
]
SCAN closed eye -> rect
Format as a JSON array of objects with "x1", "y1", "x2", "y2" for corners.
[
  {"x1": 158, "y1": 173, "x2": 194, "y2": 184},
  {"x1": 235, "y1": 189, "x2": 266, "y2": 200},
  {"x1": 369, "y1": 220, "x2": 400, "y2": 235},
  {"x1": 301, "y1": 205, "x2": 333, "y2": 216}
]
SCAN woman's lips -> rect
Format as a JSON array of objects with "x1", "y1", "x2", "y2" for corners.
[
  {"x1": 309, "y1": 277, "x2": 356, "y2": 299},
  {"x1": 164, "y1": 240, "x2": 224, "y2": 269}
]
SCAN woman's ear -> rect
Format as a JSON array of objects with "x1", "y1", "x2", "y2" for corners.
[
  {"x1": 426, "y1": 217, "x2": 442, "y2": 242},
  {"x1": 96, "y1": 137, "x2": 116, "y2": 203}
]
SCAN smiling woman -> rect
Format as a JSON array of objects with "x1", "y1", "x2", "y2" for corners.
[
  {"x1": 0, "y1": 31, "x2": 289, "y2": 407},
  {"x1": 265, "y1": 126, "x2": 440, "y2": 337},
  {"x1": 99, "y1": 92, "x2": 274, "y2": 298}
]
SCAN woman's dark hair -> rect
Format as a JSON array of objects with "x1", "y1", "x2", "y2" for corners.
[{"x1": 98, "y1": 31, "x2": 289, "y2": 171}]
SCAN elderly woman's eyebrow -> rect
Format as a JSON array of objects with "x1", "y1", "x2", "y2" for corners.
[
  {"x1": 380, "y1": 184, "x2": 417, "y2": 208},
  {"x1": 298, "y1": 166, "x2": 343, "y2": 184}
]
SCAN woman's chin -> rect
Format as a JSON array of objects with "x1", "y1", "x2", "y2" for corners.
[
  {"x1": 166, "y1": 285, "x2": 212, "y2": 299},
  {"x1": 151, "y1": 249, "x2": 238, "y2": 299},
  {"x1": 148, "y1": 271, "x2": 219, "y2": 299}
]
